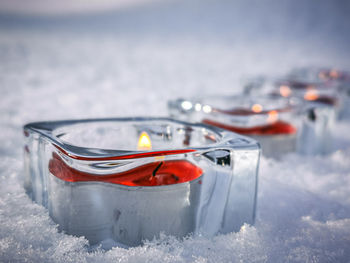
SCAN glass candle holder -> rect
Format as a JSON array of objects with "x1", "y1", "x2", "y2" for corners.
[
  {"x1": 287, "y1": 67, "x2": 350, "y2": 119},
  {"x1": 243, "y1": 77, "x2": 337, "y2": 153},
  {"x1": 168, "y1": 94, "x2": 332, "y2": 156},
  {"x1": 287, "y1": 67, "x2": 350, "y2": 84},
  {"x1": 23, "y1": 117, "x2": 260, "y2": 247},
  {"x1": 244, "y1": 76, "x2": 341, "y2": 111}
]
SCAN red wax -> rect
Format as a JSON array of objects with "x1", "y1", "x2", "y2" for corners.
[
  {"x1": 49, "y1": 153, "x2": 203, "y2": 187},
  {"x1": 312, "y1": 96, "x2": 338, "y2": 106},
  {"x1": 277, "y1": 81, "x2": 339, "y2": 106},
  {"x1": 202, "y1": 119, "x2": 297, "y2": 135},
  {"x1": 214, "y1": 107, "x2": 290, "y2": 116},
  {"x1": 283, "y1": 80, "x2": 313, "y2": 90}
]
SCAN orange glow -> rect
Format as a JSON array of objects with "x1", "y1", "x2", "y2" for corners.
[
  {"x1": 267, "y1": 110, "x2": 278, "y2": 123},
  {"x1": 304, "y1": 90, "x2": 319, "y2": 101},
  {"x1": 330, "y1": 69, "x2": 339, "y2": 79},
  {"x1": 280, "y1": 85, "x2": 291, "y2": 97},
  {"x1": 138, "y1": 131, "x2": 152, "y2": 151},
  {"x1": 318, "y1": 71, "x2": 327, "y2": 80},
  {"x1": 251, "y1": 104, "x2": 263, "y2": 113}
]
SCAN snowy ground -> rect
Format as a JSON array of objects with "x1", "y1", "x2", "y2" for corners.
[{"x1": 1, "y1": 0, "x2": 350, "y2": 262}]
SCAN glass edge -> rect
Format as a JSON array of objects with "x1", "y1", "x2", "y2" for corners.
[{"x1": 23, "y1": 117, "x2": 260, "y2": 160}]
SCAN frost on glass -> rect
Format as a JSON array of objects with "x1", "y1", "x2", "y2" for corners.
[{"x1": 23, "y1": 117, "x2": 260, "y2": 247}]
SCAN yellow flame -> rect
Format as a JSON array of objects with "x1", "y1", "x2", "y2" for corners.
[
  {"x1": 267, "y1": 110, "x2": 278, "y2": 123},
  {"x1": 138, "y1": 131, "x2": 152, "y2": 151},
  {"x1": 280, "y1": 85, "x2": 291, "y2": 97},
  {"x1": 304, "y1": 90, "x2": 319, "y2": 101},
  {"x1": 252, "y1": 104, "x2": 263, "y2": 113}
]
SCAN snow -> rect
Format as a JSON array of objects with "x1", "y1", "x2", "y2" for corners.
[{"x1": 1, "y1": 0, "x2": 350, "y2": 262}]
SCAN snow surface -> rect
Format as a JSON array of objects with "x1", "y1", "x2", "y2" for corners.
[{"x1": 1, "y1": 0, "x2": 350, "y2": 262}]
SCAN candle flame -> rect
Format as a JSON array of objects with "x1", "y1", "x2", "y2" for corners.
[
  {"x1": 304, "y1": 90, "x2": 319, "y2": 101},
  {"x1": 329, "y1": 69, "x2": 339, "y2": 79},
  {"x1": 138, "y1": 131, "x2": 152, "y2": 151},
  {"x1": 267, "y1": 110, "x2": 278, "y2": 123},
  {"x1": 280, "y1": 85, "x2": 291, "y2": 97},
  {"x1": 251, "y1": 104, "x2": 263, "y2": 113}
]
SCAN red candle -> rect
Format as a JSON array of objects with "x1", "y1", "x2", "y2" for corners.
[
  {"x1": 48, "y1": 131, "x2": 203, "y2": 187},
  {"x1": 318, "y1": 69, "x2": 350, "y2": 82},
  {"x1": 49, "y1": 152, "x2": 203, "y2": 187},
  {"x1": 203, "y1": 105, "x2": 297, "y2": 135},
  {"x1": 304, "y1": 93, "x2": 338, "y2": 106},
  {"x1": 213, "y1": 106, "x2": 291, "y2": 116},
  {"x1": 202, "y1": 119, "x2": 296, "y2": 135},
  {"x1": 277, "y1": 81, "x2": 339, "y2": 106}
]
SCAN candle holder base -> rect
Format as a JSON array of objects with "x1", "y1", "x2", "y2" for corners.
[{"x1": 23, "y1": 117, "x2": 260, "y2": 247}]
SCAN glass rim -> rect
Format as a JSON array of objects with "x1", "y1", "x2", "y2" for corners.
[
  {"x1": 275, "y1": 78, "x2": 338, "y2": 90},
  {"x1": 170, "y1": 94, "x2": 301, "y2": 115},
  {"x1": 24, "y1": 117, "x2": 258, "y2": 161},
  {"x1": 289, "y1": 67, "x2": 350, "y2": 81}
]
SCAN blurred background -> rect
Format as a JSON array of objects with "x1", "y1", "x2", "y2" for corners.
[
  {"x1": 1, "y1": 0, "x2": 350, "y2": 121},
  {"x1": 1, "y1": 0, "x2": 350, "y2": 122},
  {"x1": 1, "y1": 1, "x2": 350, "y2": 262}
]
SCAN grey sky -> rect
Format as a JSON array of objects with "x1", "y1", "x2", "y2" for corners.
[{"x1": 0, "y1": 0, "x2": 159, "y2": 15}]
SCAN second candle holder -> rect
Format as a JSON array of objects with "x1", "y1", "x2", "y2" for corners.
[{"x1": 169, "y1": 94, "x2": 332, "y2": 156}]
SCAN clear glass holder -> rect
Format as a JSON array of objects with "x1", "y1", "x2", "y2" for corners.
[
  {"x1": 287, "y1": 67, "x2": 350, "y2": 119},
  {"x1": 168, "y1": 94, "x2": 333, "y2": 156},
  {"x1": 23, "y1": 117, "x2": 260, "y2": 247}
]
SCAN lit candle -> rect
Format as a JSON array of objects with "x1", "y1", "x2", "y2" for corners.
[
  {"x1": 49, "y1": 131, "x2": 203, "y2": 187},
  {"x1": 242, "y1": 76, "x2": 337, "y2": 154},
  {"x1": 205, "y1": 104, "x2": 297, "y2": 157},
  {"x1": 202, "y1": 118, "x2": 296, "y2": 135},
  {"x1": 23, "y1": 118, "x2": 260, "y2": 247},
  {"x1": 205, "y1": 105, "x2": 296, "y2": 136},
  {"x1": 287, "y1": 67, "x2": 350, "y2": 118},
  {"x1": 276, "y1": 80, "x2": 339, "y2": 107},
  {"x1": 169, "y1": 96, "x2": 299, "y2": 157},
  {"x1": 289, "y1": 67, "x2": 350, "y2": 83}
]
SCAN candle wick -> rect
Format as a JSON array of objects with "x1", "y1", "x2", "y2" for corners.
[
  {"x1": 152, "y1": 161, "x2": 164, "y2": 177},
  {"x1": 172, "y1": 174, "x2": 179, "y2": 181}
]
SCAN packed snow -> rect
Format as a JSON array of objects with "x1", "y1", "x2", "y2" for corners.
[{"x1": 1, "y1": 0, "x2": 350, "y2": 262}]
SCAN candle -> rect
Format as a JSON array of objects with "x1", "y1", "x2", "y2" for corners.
[
  {"x1": 202, "y1": 119, "x2": 296, "y2": 135},
  {"x1": 287, "y1": 67, "x2": 350, "y2": 119},
  {"x1": 169, "y1": 96, "x2": 299, "y2": 157},
  {"x1": 23, "y1": 118, "x2": 260, "y2": 247},
  {"x1": 276, "y1": 80, "x2": 339, "y2": 107},
  {"x1": 289, "y1": 67, "x2": 350, "y2": 83},
  {"x1": 206, "y1": 106, "x2": 297, "y2": 135},
  {"x1": 204, "y1": 108, "x2": 297, "y2": 157},
  {"x1": 241, "y1": 76, "x2": 338, "y2": 153},
  {"x1": 49, "y1": 130, "x2": 203, "y2": 187},
  {"x1": 49, "y1": 154, "x2": 202, "y2": 186}
]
